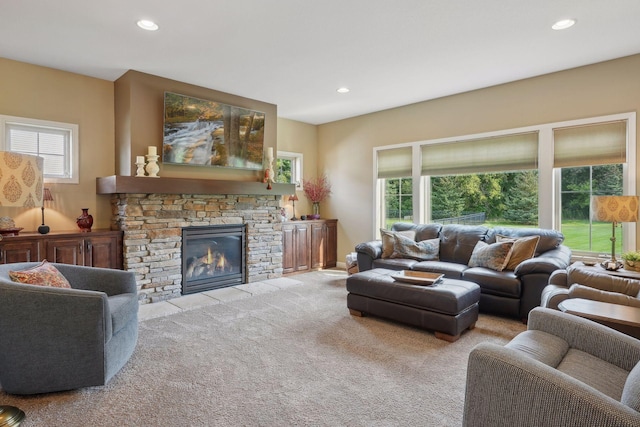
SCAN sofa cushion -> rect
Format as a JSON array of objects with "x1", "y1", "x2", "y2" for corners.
[
  {"x1": 463, "y1": 267, "x2": 521, "y2": 297},
  {"x1": 439, "y1": 224, "x2": 489, "y2": 264},
  {"x1": 568, "y1": 283, "x2": 640, "y2": 308},
  {"x1": 391, "y1": 222, "x2": 442, "y2": 243},
  {"x1": 496, "y1": 235, "x2": 540, "y2": 270},
  {"x1": 468, "y1": 241, "x2": 514, "y2": 272},
  {"x1": 9, "y1": 260, "x2": 71, "y2": 288},
  {"x1": 390, "y1": 234, "x2": 440, "y2": 261},
  {"x1": 489, "y1": 226, "x2": 563, "y2": 254},
  {"x1": 622, "y1": 362, "x2": 640, "y2": 412},
  {"x1": 373, "y1": 258, "x2": 419, "y2": 271},
  {"x1": 412, "y1": 261, "x2": 469, "y2": 280},
  {"x1": 557, "y1": 348, "x2": 629, "y2": 401},
  {"x1": 380, "y1": 228, "x2": 416, "y2": 258}
]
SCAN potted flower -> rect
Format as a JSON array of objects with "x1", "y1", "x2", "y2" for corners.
[
  {"x1": 622, "y1": 251, "x2": 640, "y2": 271},
  {"x1": 303, "y1": 174, "x2": 331, "y2": 219}
]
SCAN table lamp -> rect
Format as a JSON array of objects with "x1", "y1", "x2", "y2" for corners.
[
  {"x1": 38, "y1": 188, "x2": 54, "y2": 234},
  {"x1": 288, "y1": 194, "x2": 299, "y2": 220},
  {"x1": 0, "y1": 151, "x2": 44, "y2": 236},
  {"x1": 591, "y1": 195, "x2": 639, "y2": 271}
]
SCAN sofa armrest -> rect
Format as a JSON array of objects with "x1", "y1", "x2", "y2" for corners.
[
  {"x1": 528, "y1": 307, "x2": 640, "y2": 371},
  {"x1": 514, "y1": 245, "x2": 572, "y2": 276},
  {"x1": 54, "y1": 263, "x2": 137, "y2": 296},
  {"x1": 0, "y1": 282, "x2": 110, "y2": 393},
  {"x1": 463, "y1": 342, "x2": 640, "y2": 427},
  {"x1": 355, "y1": 240, "x2": 383, "y2": 271},
  {"x1": 548, "y1": 268, "x2": 568, "y2": 286}
]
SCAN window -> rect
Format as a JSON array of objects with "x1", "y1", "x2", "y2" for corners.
[
  {"x1": 275, "y1": 151, "x2": 303, "y2": 187},
  {"x1": 0, "y1": 115, "x2": 79, "y2": 183},
  {"x1": 377, "y1": 146, "x2": 413, "y2": 231},
  {"x1": 554, "y1": 120, "x2": 628, "y2": 255},
  {"x1": 373, "y1": 113, "x2": 636, "y2": 256}
]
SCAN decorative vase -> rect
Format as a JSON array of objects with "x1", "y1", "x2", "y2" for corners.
[
  {"x1": 76, "y1": 208, "x2": 93, "y2": 232},
  {"x1": 309, "y1": 202, "x2": 321, "y2": 220}
]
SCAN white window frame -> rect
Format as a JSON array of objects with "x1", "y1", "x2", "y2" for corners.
[
  {"x1": 372, "y1": 112, "x2": 637, "y2": 254},
  {"x1": 0, "y1": 114, "x2": 79, "y2": 184},
  {"x1": 276, "y1": 150, "x2": 303, "y2": 188}
]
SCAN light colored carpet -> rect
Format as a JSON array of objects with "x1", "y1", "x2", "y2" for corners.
[{"x1": 1, "y1": 270, "x2": 526, "y2": 426}]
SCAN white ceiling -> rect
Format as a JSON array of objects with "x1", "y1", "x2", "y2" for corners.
[{"x1": 1, "y1": 0, "x2": 640, "y2": 125}]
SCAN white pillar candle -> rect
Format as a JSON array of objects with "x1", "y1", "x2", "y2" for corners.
[
  {"x1": 136, "y1": 156, "x2": 145, "y2": 163},
  {"x1": 267, "y1": 147, "x2": 273, "y2": 158},
  {"x1": 148, "y1": 146, "x2": 157, "y2": 156}
]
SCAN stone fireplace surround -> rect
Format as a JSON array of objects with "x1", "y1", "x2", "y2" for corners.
[{"x1": 98, "y1": 175, "x2": 295, "y2": 304}]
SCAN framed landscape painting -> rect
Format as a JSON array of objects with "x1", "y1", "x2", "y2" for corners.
[{"x1": 162, "y1": 92, "x2": 265, "y2": 170}]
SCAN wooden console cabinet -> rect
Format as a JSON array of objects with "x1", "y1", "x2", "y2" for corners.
[
  {"x1": 282, "y1": 219, "x2": 337, "y2": 275},
  {"x1": 0, "y1": 230, "x2": 123, "y2": 269}
]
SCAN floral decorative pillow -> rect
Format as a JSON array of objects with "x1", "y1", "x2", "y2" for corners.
[
  {"x1": 390, "y1": 234, "x2": 440, "y2": 261},
  {"x1": 9, "y1": 260, "x2": 71, "y2": 288},
  {"x1": 468, "y1": 241, "x2": 514, "y2": 272},
  {"x1": 496, "y1": 235, "x2": 540, "y2": 270},
  {"x1": 380, "y1": 228, "x2": 416, "y2": 258}
]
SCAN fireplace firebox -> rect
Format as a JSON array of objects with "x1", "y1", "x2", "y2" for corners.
[{"x1": 182, "y1": 224, "x2": 247, "y2": 294}]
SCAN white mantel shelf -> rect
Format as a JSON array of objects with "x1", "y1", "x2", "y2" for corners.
[{"x1": 96, "y1": 175, "x2": 295, "y2": 196}]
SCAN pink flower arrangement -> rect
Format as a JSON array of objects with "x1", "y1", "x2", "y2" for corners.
[{"x1": 303, "y1": 174, "x2": 332, "y2": 203}]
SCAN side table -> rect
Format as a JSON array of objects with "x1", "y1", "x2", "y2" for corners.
[
  {"x1": 574, "y1": 261, "x2": 640, "y2": 280},
  {"x1": 558, "y1": 298, "x2": 640, "y2": 339}
]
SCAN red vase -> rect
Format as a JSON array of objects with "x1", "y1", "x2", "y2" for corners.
[{"x1": 76, "y1": 208, "x2": 93, "y2": 232}]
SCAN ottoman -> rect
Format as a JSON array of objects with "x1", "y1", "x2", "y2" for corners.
[{"x1": 346, "y1": 268, "x2": 480, "y2": 342}]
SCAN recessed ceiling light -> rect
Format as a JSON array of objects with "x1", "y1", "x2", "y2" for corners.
[
  {"x1": 137, "y1": 19, "x2": 159, "y2": 31},
  {"x1": 552, "y1": 19, "x2": 576, "y2": 30},
  {"x1": 337, "y1": 87, "x2": 350, "y2": 94}
]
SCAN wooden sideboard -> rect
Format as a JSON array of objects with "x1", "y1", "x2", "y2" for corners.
[
  {"x1": 0, "y1": 230, "x2": 123, "y2": 269},
  {"x1": 282, "y1": 219, "x2": 337, "y2": 275}
]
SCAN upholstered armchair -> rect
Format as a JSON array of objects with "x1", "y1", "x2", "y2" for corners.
[
  {"x1": 542, "y1": 264, "x2": 640, "y2": 310},
  {"x1": 0, "y1": 262, "x2": 138, "y2": 395},
  {"x1": 463, "y1": 307, "x2": 640, "y2": 426}
]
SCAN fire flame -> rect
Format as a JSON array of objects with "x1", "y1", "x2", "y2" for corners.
[{"x1": 216, "y1": 254, "x2": 227, "y2": 271}]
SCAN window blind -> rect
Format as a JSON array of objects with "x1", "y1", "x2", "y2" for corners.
[
  {"x1": 553, "y1": 120, "x2": 627, "y2": 168},
  {"x1": 421, "y1": 131, "x2": 539, "y2": 176},
  {"x1": 6, "y1": 123, "x2": 69, "y2": 178},
  {"x1": 377, "y1": 146, "x2": 412, "y2": 179}
]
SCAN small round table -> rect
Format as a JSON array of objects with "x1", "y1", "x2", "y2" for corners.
[{"x1": 558, "y1": 298, "x2": 640, "y2": 339}]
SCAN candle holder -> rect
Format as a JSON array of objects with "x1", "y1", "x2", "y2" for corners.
[
  {"x1": 145, "y1": 154, "x2": 160, "y2": 178},
  {"x1": 264, "y1": 149, "x2": 274, "y2": 190},
  {"x1": 135, "y1": 158, "x2": 146, "y2": 177}
]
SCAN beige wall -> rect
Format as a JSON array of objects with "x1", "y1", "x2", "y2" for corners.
[
  {"x1": 318, "y1": 54, "x2": 640, "y2": 261},
  {"x1": 0, "y1": 58, "x2": 115, "y2": 231},
  {"x1": 4, "y1": 54, "x2": 640, "y2": 263},
  {"x1": 114, "y1": 70, "x2": 277, "y2": 183},
  {"x1": 276, "y1": 118, "x2": 318, "y2": 217}
]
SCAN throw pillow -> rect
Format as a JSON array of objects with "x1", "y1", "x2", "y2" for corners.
[
  {"x1": 496, "y1": 234, "x2": 540, "y2": 270},
  {"x1": 9, "y1": 260, "x2": 72, "y2": 288},
  {"x1": 390, "y1": 234, "x2": 440, "y2": 261},
  {"x1": 468, "y1": 240, "x2": 514, "y2": 272},
  {"x1": 380, "y1": 228, "x2": 416, "y2": 259}
]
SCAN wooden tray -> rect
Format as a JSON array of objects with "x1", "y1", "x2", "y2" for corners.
[{"x1": 391, "y1": 270, "x2": 443, "y2": 285}]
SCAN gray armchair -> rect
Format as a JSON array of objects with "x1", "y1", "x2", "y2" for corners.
[
  {"x1": 0, "y1": 262, "x2": 138, "y2": 395},
  {"x1": 542, "y1": 263, "x2": 640, "y2": 310},
  {"x1": 463, "y1": 307, "x2": 640, "y2": 426}
]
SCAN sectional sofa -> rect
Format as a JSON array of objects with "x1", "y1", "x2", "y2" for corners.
[{"x1": 355, "y1": 223, "x2": 572, "y2": 320}]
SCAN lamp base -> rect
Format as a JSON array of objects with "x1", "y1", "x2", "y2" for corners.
[
  {"x1": 38, "y1": 224, "x2": 50, "y2": 235},
  {"x1": 601, "y1": 259, "x2": 623, "y2": 271},
  {"x1": 0, "y1": 405, "x2": 25, "y2": 426}
]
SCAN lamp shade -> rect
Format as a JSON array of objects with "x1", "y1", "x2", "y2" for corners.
[
  {"x1": 0, "y1": 151, "x2": 44, "y2": 208},
  {"x1": 591, "y1": 195, "x2": 639, "y2": 223},
  {"x1": 288, "y1": 194, "x2": 299, "y2": 202},
  {"x1": 43, "y1": 187, "x2": 54, "y2": 202}
]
